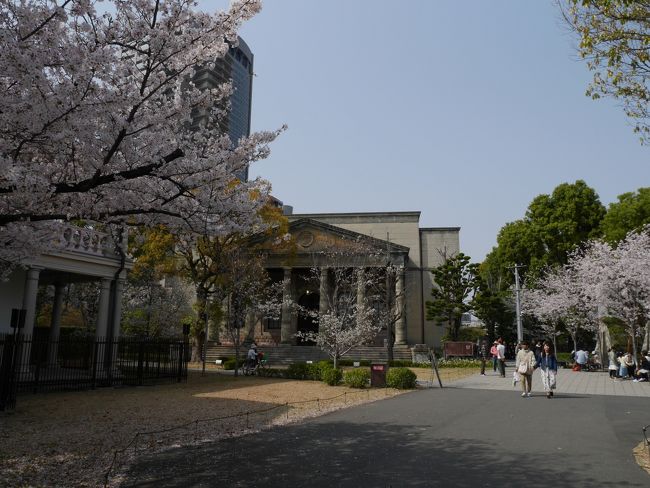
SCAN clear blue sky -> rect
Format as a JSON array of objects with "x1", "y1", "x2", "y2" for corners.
[{"x1": 203, "y1": 0, "x2": 650, "y2": 262}]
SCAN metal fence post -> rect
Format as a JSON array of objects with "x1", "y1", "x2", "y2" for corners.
[{"x1": 137, "y1": 340, "x2": 145, "y2": 386}]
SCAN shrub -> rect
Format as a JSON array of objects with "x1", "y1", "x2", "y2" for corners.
[
  {"x1": 286, "y1": 363, "x2": 311, "y2": 380},
  {"x1": 223, "y1": 358, "x2": 243, "y2": 370},
  {"x1": 386, "y1": 367, "x2": 417, "y2": 389},
  {"x1": 344, "y1": 369, "x2": 370, "y2": 388},
  {"x1": 321, "y1": 367, "x2": 343, "y2": 386},
  {"x1": 306, "y1": 363, "x2": 322, "y2": 380}
]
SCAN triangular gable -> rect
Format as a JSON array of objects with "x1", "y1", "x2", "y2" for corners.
[{"x1": 253, "y1": 218, "x2": 409, "y2": 255}]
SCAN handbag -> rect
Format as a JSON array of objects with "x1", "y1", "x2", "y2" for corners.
[{"x1": 517, "y1": 362, "x2": 529, "y2": 374}]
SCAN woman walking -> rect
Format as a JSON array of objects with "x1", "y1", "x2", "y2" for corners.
[
  {"x1": 515, "y1": 341, "x2": 537, "y2": 397},
  {"x1": 538, "y1": 341, "x2": 558, "y2": 398},
  {"x1": 607, "y1": 348, "x2": 618, "y2": 379}
]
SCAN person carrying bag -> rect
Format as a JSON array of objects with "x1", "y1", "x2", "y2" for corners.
[{"x1": 515, "y1": 341, "x2": 537, "y2": 397}]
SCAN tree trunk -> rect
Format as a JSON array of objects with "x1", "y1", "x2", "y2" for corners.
[
  {"x1": 234, "y1": 343, "x2": 240, "y2": 377},
  {"x1": 570, "y1": 332, "x2": 577, "y2": 358},
  {"x1": 333, "y1": 354, "x2": 338, "y2": 370}
]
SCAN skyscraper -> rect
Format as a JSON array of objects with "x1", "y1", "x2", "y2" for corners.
[{"x1": 193, "y1": 37, "x2": 254, "y2": 181}]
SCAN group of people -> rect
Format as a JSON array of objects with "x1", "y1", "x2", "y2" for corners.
[
  {"x1": 479, "y1": 338, "x2": 558, "y2": 399},
  {"x1": 606, "y1": 348, "x2": 650, "y2": 382},
  {"x1": 478, "y1": 337, "x2": 650, "y2": 398}
]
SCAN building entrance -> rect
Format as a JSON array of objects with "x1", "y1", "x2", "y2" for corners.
[{"x1": 297, "y1": 292, "x2": 319, "y2": 345}]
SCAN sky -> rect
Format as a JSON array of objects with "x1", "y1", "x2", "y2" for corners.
[{"x1": 202, "y1": 0, "x2": 650, "y2": 262}]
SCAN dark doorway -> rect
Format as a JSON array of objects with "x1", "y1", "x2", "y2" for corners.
[{"x1": 297, "y1": 292, "x2": 319, "y2": 345}]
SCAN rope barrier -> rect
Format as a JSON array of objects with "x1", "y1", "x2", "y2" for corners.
[{"x1": 103, "y1": 387, "x2": 391, "y2": 486}]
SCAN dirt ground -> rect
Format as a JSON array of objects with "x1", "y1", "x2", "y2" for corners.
[{"x1": 0, "y1": 367, "x2": 477, "y2": 487}]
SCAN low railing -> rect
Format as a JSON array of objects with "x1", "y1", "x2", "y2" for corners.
[
  {"x1": 54, "y1": 223, "x2": 127, "y2": 258},
  {"x1": 0, "y1": 334, "x2": 188, "y2": 409}
]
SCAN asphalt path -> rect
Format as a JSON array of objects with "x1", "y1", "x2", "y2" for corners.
[{"x1": 123, "y1": 387, "x2": 650, "y2": 488}]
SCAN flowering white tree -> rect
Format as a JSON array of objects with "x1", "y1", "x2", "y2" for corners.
[
  {"x1": 521, "y1": 284, "x2": 563, "y2": 354},
  {"x1": 575, "y1": 230, "x2": 650, "y2": 364},
  {"x1": 295, "y1": 247, "x2": 391, "y2": 369},
  {"x1": 0, "y1": 0, "x2": 281, "y2": 273},
  {"x1": 523, "y1": 265, "x2": 599, "y2": 353}
]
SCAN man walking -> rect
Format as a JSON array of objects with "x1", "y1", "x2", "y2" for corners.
[
  {"x1": 478, "y1": 339, "x2": 489, "y2": 376},
  {"x1": 497, "y1": 338, "x2": 506, "y2": 378}
]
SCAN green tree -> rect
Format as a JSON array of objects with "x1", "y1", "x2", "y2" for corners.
[
  {"x1": 482, "y1": 180, "x2": 605, "y2": 288},
  {"x1": 562, "y1": 1, "x2": 650, "y2": 142},
  {"x1": 602, "y1": 187, "x2": 650, "y2": 243},
  {"x1": 426, "y1": 253, "x2": 481, "y2": 341}
]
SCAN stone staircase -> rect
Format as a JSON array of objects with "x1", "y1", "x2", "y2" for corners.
[{"x1": 206, "y1": 343, "x2": 412, "y2": 365}]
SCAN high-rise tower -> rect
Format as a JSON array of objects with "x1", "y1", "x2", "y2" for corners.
[{"x1": 194, "y1": 37, "x2": 254, "y2": 181}]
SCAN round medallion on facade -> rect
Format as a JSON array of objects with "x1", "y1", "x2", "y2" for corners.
[{"x1": 297, "y1": 231, "x2": 315, "y2": 248}]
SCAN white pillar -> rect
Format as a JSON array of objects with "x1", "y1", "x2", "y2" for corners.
[
  {"x1": 395, "y1": 269, "x2": 406, "y2": 345},
  {"x1": 95, "y1": 278, "x2": 112, "y2": 340},
  {"x1": 21, "y1": 267, "x2": 42, "y2": 338},
  {"x1": 47, "y1": 283, "x2": 65, "y2": 364},
  {"x1": 280, "y1": 267, "x2": 294, "y2": 344},
  {"x1": 319, "y1": 267, "x2": 329, "y2": 315},
  {"x1": 18, "y1": 267, "x2": 42, "y2": 371},
  {"x1": 110, "y1": 279, "x2": 124, "y2": 340}
]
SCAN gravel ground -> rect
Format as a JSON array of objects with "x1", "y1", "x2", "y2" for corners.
[{"x1": 0, "y1": 367, "x2": 477, "y2": 487}]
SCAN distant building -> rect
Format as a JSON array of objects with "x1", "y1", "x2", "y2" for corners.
[{"x1": 193, "y1": 36, "x2": 254, "y2": 181}]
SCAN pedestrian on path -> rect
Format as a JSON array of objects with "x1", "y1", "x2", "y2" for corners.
[
  {"x1": 619, "y1": 352, "x2": 634, "y2": 379},
  {"x1": 537, "y1": 341, "x2": 557, "y2": 399},
  {"x1": 497, "y1": 338, "x2": 506, "y2": 378},
  {"x1": 490, "y1": 341, "x2": 499, "y2": 373},
  {"x1": 515, "y1": 341, "x2": 536, "y2": 397},
  {"x1": 478, "y1": 339, "x2": 489, "y2": 376},
  {"x1": 607, "y1": 348, "x2": 618, "y2": 379}
]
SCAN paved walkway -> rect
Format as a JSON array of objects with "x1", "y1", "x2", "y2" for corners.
[
  {"x1": 447, "y1": 364, "x2": 650, "y2": 397},
  {"x1": 123, "y1": 369, "x2": 650, "y2": 487}
]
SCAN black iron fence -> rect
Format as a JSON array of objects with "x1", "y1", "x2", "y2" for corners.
[{"x1": 0, "y1": 334, "x2": 188, "y2": 411}]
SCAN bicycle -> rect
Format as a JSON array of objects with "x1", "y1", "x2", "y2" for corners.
[{"x1": 241, "y1": 354, "x2": 269, "y2": 376}]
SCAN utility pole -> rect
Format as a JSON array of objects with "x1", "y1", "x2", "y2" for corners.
[{"x1": 511, "y1": 264, "x2": 525, "y2": 344}]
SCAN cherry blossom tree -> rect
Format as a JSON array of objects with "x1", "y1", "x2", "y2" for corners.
[
  {"x1": 0, "y1": 0, "x2": 281, "y2": 274},
  {"x1": 523, "y1": 264, "x2": 599, "y2": 353},
  {"x1": 569, "y1": 228, "x2": 650, "y2": 364},
  {"x1": 295, "y1": 247, "x2": 391, "y2": 369}
]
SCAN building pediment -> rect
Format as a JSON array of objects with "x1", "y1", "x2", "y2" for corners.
[{"x1": 254, "y1": 218, "x2": 409, "y2": 268}]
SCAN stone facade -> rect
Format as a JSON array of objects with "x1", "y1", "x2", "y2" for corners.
[{"x1": 244, "y1": 212, "x2": 460, "y2": 348}]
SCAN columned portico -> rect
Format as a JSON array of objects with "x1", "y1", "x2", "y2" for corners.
[{"x1": 280, "y1": 267, "x2": 294, "y2": 344}]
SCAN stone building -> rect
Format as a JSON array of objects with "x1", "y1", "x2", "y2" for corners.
[{"x1": 237, "y1": 210, "x2": 460, "y2": 350}]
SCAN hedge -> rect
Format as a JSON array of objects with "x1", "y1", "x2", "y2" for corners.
[
  {"x1": 386, "y1": 367, "x2": 417, "y2": 389},
  {"x1": 343, "y1": 369, "x2": 370, "y2": 388}
]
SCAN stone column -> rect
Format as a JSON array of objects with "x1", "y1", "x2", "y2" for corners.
[
  {"x1": 47, "y1": 282, "x2": 65, "y2": 364},
  {"x1": 21, "y1": 267, "x2": 42, "y2": 338},
  {"x1": 95, "y1": 278, "x2": 112, "y2": 340},
  {"x1": 19, "y1": 267, "x2": 42, "y2": 370},
  {"x1": 280, "y1": 267, "x2": 294, "y2": 344},
  {"x1": 319, "y1": 267, "x2": 330, "y2": 315},
  {"x1": 110, "y1": 279, "x2": 124, "y2": 340},
  {"x1": 394, "y1": 268, "x2": 407, "y2": 345},
  {"x1": 356, "y1": 268, "x2": 365, "y2": 327}
]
